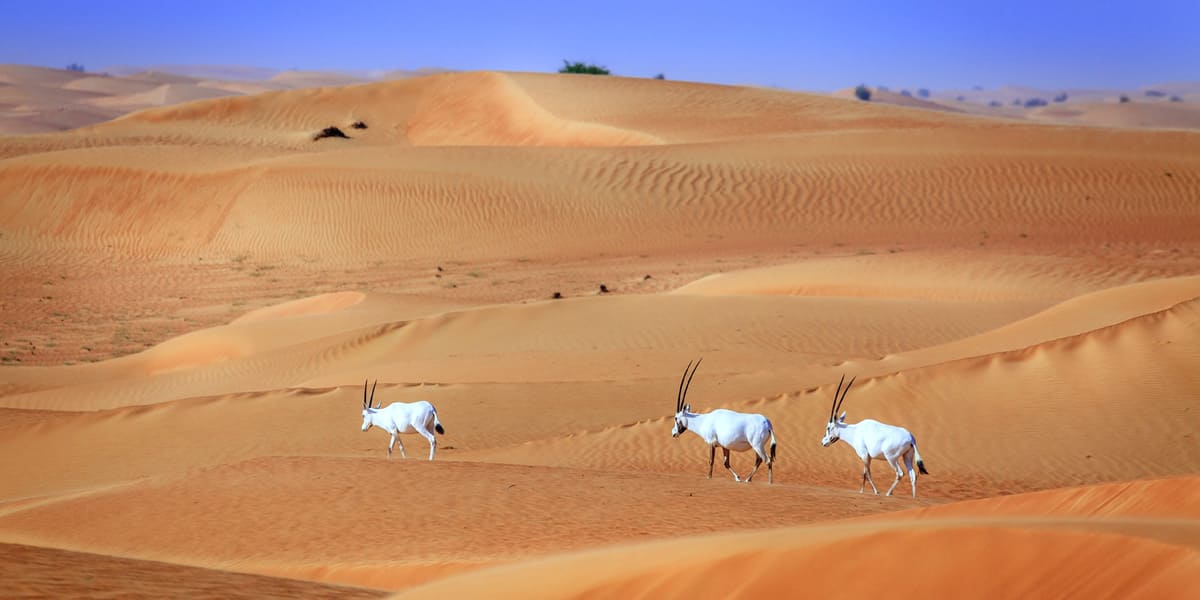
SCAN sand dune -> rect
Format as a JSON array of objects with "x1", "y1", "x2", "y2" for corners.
[
  {"x1": 1029, "y1": 101, "x2": 1200, "y2": 129},
  {"x1": 391, "y1": 477, "x2": 1200, "y2": 599},
  {"x1": 464, "y1": 282, "x2": 1200, "y2": 497},
  {"x1": 0, "y1": 541, "x2": 387, "y2": 599},
  {"x1": 1, "y1": 69, "x2": 1198, "y2": 595},
  {"x1": 89, "y1": 82, "x2": 242, "y2": 109}
]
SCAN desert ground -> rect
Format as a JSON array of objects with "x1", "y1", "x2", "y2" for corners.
[{"x1": 1, "y1": 65, "x2": 1199, "y2": 598}]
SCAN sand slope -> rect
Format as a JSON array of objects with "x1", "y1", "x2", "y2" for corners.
[
  {"x1": 1, "y1": 70, "x2": 1198, "y2": 595},
  {"x1": 391, "y1": 477, "x2": 1200, "y2": 600}
]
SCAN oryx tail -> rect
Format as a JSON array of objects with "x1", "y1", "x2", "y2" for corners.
[
  {"x1": 433, "y1": 409, "x2": 445, "y2": 435},
  {"x1": 913, "y1": 439, "x2": 928, "y2": 475}
]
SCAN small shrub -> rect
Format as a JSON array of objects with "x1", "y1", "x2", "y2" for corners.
[
  {"x1": 956, "y1": 95, "x2": 966, "y2": 102},
  {"x1": 350, "y1": 121, "x2": 367, "y2": 129},
  {"x1": 917, "y1": 88, "x2": 930, "y2": 98},
  {"x1": 559, "y1": 60, "x2": 610, "y2": 75},
  {"x1": 854, "y1": 84, "x2": 871, "y2": 101},
  {"x1": 1169, "y1": 95, "x2": 1183, "y2": 102},
  {"x1": 65, "y1": 63, "x2": 85, "y2": 72},
  {"x1": 1023, "y1": 98, "x2": 1048, "y2": 108},
  {"x1": 313, "y1": 126, "x2": 349, "y2": 141},
  {"x1": 653, "y1": 73, "x2": 665, "y2": 80},
  {"x1": 1053, "y1": 92, "x2": 1068, "y2": 103},
  {"x1": 1119, "y1": 95, "x2": 1130, "y2": 103},
  {"x1": 989, "y1": 100, "x2": 1002, "y2": 107},
  {"x1": 900, "y1": 89, "x2": 912, "y2": 97}
]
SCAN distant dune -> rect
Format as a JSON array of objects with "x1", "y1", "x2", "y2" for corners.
[
  {"x1": 844, "y1": 81, "x2": 1200, "y2": 129},
  {"x1": 0, "y1": 64, "x2": 447, "y2": 135},
  {"x1": 1, "y1": 68, "x2": 1197, "y2": 596}
]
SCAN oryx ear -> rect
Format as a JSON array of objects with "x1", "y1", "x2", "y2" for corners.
[
  {"x1": 838, "y1": 411, "x2": 847, "y2": 422},
  {"x1": 684, "y1": 403, "x2": 690, "y2": 412}
]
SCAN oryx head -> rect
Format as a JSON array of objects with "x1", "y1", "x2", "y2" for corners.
[
  {"x1": 361, "y1": 380, "x2": 380, "y2": 431},
  {"x1": 821, "y1": 374, "x2": 854, "y2": 447},
  {"x1": 672, "y1": 358, "x2": 702, "y2": 437}
]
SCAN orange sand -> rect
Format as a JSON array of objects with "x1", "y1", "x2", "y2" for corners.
[{"x1": 1, "y1": 69, "x2": 1198, "y2": 597}]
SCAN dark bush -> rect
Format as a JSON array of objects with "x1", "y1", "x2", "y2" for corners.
[
  {"x1": 917, "y1": 88, "x2": 930, "y2": 98},
  {"x1": 956, "y1": 95, "x2": 966, "y2": 102},
  {"x1": 900, "y1": 89, "x2": 912, "y2": 97},
  {"x1": 653, "y1": 73, "x2": 665, "y2": 80},
  {"x1": 1169, "y1": 95, "x2": 1183, "y2": 102},
  {"x1": 350, "y1": 121, "x2": 368, "y2": 129},
  {"x1": 1119, "y1": 95, "x2": 1130, "y2": 103},
  {"x1": 1023, "y1": 98, "x2": 1048, "y2": 108},
  {"x1": 854, "y1": 84, "x2": 871, "y2": 101},
  {"x1": 65, "y1": 63, "x2": 85, "y2": 72},
  {"x1": 559, "y1": 60, "x2": 610, "y2": 75},
  {"x1": 989, "y1": 100, "x2": 1002, "y2": 107},
  {"x1": 1053, "y1": 93, "x2": 1068, "y2": 103},
  {"x1": 313, "y1": 126, "x2": 350, "y2": 141}
]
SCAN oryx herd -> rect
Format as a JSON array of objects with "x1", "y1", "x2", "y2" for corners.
[{"x1": 358, "y1": 359, "x2": 930, "y2": 497}]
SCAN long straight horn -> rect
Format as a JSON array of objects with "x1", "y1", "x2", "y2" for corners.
[
  {"x1": 362, "y1": 379, "x2": 368, "y2": 409},
  {"x1": 680, "y1": 357, "x2": 702, "y2": 411},
  {"x1": 835, "y1": 376, "x2": 856, "y2": 418},
  {"x1": 830, "y1": 374, "x2": 845, "y2": 421},
  {"x1": 370, "y1": 380, "x2": 379, "y2": 409},
  {"x1": 676, "y1": 360, "x2": 694, "y2": 413}
]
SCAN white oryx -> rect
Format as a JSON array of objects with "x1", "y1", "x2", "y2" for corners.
[
  {"x1": 360, "y1": 380, "x2": 445, "y2": 460},
  {"x1": 671, "y1": 359, "x2": 777, "y2": 484},
  {"x1": 821, "y1": 375, "x2": 928, "y2": 498}
]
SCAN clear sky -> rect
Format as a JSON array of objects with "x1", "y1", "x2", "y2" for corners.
[{"x1": 5, "y1": 0, "x2": 1197, "y2": 91}]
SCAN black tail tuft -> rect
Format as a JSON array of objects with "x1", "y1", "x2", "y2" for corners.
[
  {"x1": 770, "y1": 440, "x2": 777, "y2": 461},
  {"x1": 435, "y1": 423, "x2": 445, "y2": 435},
  {"x1": 917, "y1": 460, "x2": 929, "y2": 475}
]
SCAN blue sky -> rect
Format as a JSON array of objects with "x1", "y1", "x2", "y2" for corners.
[{"x1": 5, "y1": 0, "x2": 1197, "y2": 91}]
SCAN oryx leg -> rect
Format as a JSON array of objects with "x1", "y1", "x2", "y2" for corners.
[
  {"x1": 744, "y1": 454, "x2": 763, "y2": 483},
  {"x1": 745, "y1": 444, "x2": 769, "y2": 483},
  {"x1": 419, "y1": 427, "x2": 437, "y2": 461},
  {"x1": 884, "y1": 455, "x2": 904, "y2": 496},
  {"x1": 392, "y1": 433, "x2": 407, "y2": 459},
  {"x1": 707, "y1": 445, "x2": 716, "y2": 479},
  {"x1": 903, "y1": 449, "x2": 918, "y2": 498},
  {"x1": 861, "y1": 456, "x2": 879, "y2": 494},
  {"x1": 722, "y1": 447, "x2": 740, "y2": 482}
]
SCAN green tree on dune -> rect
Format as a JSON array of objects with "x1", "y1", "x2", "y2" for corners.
[{"x1": 559, "y1": 60, "x2": 611, "y2": 75}]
